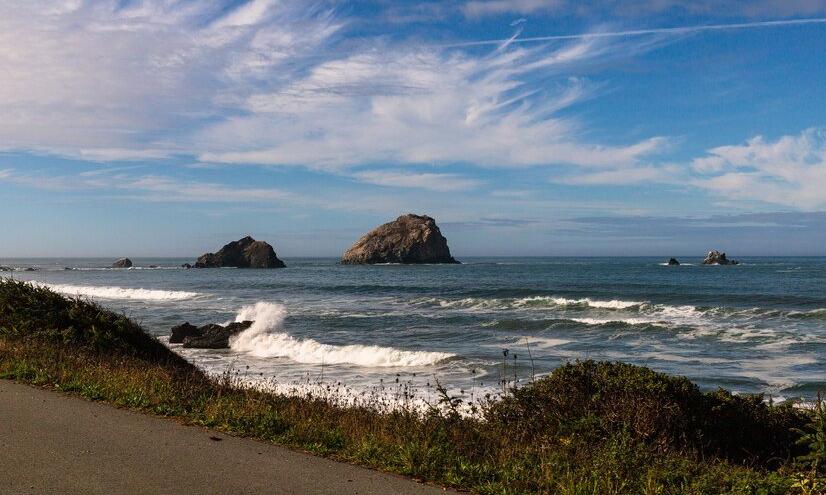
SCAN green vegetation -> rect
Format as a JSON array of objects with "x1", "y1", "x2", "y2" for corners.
[{"x1": 1, "y1": 278, "x2": 824, "y2": 494}]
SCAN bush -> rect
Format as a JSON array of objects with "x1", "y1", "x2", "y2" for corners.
[{"x1": 486, "y1": 360, "x2": 808, "y2": 466}]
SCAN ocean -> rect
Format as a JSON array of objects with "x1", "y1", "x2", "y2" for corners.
[{"x1": 3, "y1": 257, "x2": 825, "y2": 404}]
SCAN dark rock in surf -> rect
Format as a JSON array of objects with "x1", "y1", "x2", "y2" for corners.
[
  {"x1": 169, "y1": 322, "x2": 200, "y2": 344},
  {"x1": 194, "y1": 236, "x2": 285, "y2": 269},
  {"x1": 0, "y1": 266, "x2": 39, "y2": 272},
  {"x1": 181, "y1": 263, "x2": 193, "y2": 269},
  {"x1": 112, "y1": 258, "x2": 133, "y2": 269},
  {"x1": 341, "y1": 214, "x2": 459, "y2": 265},
  {"x1": 170, "y1": 320, "x2": 254, "y2": 349},
  {"x1": 702, "y1": 250, "x2": 739, "y2": 265},
  {"x1": 667, "y1": 258, "x2": 680, "y2": 266}
]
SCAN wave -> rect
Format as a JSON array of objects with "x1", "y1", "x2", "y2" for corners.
[
  {"x1": 37, "y1": 282, "x2": 201, "y2": 301},
  {"x1": 414, "y1": 295, "x2": 644, "y2": 311},
  {"x1": 229, "y1": 302, "x2": 455, "y2": 367},
  {"x1": 570, "y1": 316, "x2": 662, "y2": 326},
  {"x1": 483, "y1": 316, "x2": 663, "y2": 330},
  {"x1": 541, "y1": 297, "x2": 644, "y2": 309},
  {"x1": 788, "y1": 308, "x2": 826, "y2": 320}
]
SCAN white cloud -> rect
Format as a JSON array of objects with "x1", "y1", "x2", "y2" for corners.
[
  {"x1": 352, "y1": 170, "x2": 482, "y2": 192},
  {"x1": 0, "y1": 168, "x2": 297, "y2": 203},
  {"x1": 0, "y1": 1, "x2": 670, "y2": 172},
  {"x1": 554, "y1": 165, "x2": 680, "y2": 185},
  {"x1": 0, "y1": 0, "x2": 340, "y2": 160},
  {"x1": 197, "y1": 39, "x2": 668, "y2": 169},
  {"x1": 691, "y1": 128, "x2": 826, "y2": 209}
]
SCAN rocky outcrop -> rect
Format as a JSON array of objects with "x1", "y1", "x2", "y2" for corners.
[
  {"x1": 702, "y1": 251, "x2": 739, "y2": 265},
  {"x1": 112, "y1": 258, "x2": 133, "y2": 268},
  {"x1": 181, "y1": 263, "x2": 193, "y2": 269},
  {"x1": 341, "y1": 214, "x2": 459, "y2": 265},
  {"x1": 667, "y1": 258, "x2": 680, "y2": 266},
  {"x1": 170, "y1": 321, "x2": 254, "y2": 348},
  {"x1": 194, "y1": 236, "x2": 285, "y2": 269}
]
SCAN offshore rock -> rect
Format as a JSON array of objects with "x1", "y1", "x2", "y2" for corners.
[
  {"x1": 341, "y1": 214, "x2": 459, "y2": 264},
  {"x1": 702, "y1": 250, "x2": 739, "y2": 265},
  {"x1": 667, "y1": 258, "x2": 680, "y2": 265},
  {"x1": 194, "y1": 236, "x2": 285, "y2": 269},
  {"x1": 170, "y1": 321, "x2": 254, "y2": 349},
  {"x1": 112, "y1": 258, "x2": 133, "y2": 268}
]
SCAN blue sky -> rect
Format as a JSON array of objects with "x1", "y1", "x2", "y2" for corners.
[{"x1": 2, "y1": 0, "x2": 826, "y2": 257}]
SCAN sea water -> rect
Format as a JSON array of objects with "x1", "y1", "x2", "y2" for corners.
[{"x1": 4, "y1": 257, "x2": 825, "y2": 403}]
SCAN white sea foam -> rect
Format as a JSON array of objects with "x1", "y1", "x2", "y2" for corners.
[
  {"x1": 229, "y1": 302, "x2": 455, "y2": 367},
  {"x1": 37, "y1": 282, "x2": 201, "y2": 301},
  {"x1": 538, "y1": 297, "x2": 644, "y2": 309},
  {"x1": 570, "y1": 317, "x2": 660, "y2": 326},
  {"x1": 420, "y1": 295, "x2": 645, "y2": 311}
]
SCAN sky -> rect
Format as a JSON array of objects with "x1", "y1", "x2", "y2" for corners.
[{"x1": 1, "y1": 0, "x2": 826, "y2": 257}]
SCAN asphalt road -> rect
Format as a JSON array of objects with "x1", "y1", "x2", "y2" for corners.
[{"x1": 0, "y1": 380, "x2": 449, "y2": 495}]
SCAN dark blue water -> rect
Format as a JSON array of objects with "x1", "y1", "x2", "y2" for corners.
[{"x1": 4, "y1": 257, "x2": 825, "y2": 403}]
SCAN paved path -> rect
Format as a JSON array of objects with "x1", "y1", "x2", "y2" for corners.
[{"x1": 0, "y1": 380, "x2": 449, "y2": 494}]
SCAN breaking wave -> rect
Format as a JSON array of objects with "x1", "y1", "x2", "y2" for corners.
[
  {"x1": 37, "y1": 282, "x2": 201, "y2": 301},
  {"x1": 229, "y1": 302, "x2": 455, "y2": 367},
  {"x1": 415, "y1": 295, "x2": 645, "y2": 311}
]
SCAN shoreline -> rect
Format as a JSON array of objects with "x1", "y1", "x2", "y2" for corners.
[{"x1": 0, "y1": 278, "x2": 822, "y2": 493}]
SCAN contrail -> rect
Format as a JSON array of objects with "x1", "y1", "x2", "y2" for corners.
[{"x1": 445, "y1": 17, "x2": 826, "y2": 48}]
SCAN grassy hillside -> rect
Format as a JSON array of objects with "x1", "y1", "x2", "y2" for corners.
[{"x1": 1, "y1": 278, "x2": 824, "y2": 494}]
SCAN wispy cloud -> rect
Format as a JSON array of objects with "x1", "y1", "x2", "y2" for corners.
[
  {"x1": 461, "y1": 0, "x2": 826, "y2": 18},
  {"x1": 447, "y1": 17, "x2": 826, "y2": 47},
  {"x1": 352, "y1": 170, "x2": 483, "y2": 192},
  {"x1": 554, "y1": 165, "x2": 682, "y2": 186},
  {"x1": 198, "y1": 37, "x2": 669, "y2": 169},
  {"x1": 0, "y1": 0, "x2": 341, "y2": 160},
  {"x1": 0, "y1": 168, "x2": 298, "y2": 203},
  {"x1": 0, "y1": 1, "x2": 670, "y2": 172}
]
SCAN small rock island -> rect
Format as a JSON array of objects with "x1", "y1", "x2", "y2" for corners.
[
  {"x1": 667, "y1": 258, "x2": 680, "y2": 265},
  {"x1": 702, "y1": 250, "x2": 739, "y2": 265},
  {"x1": 194, "y1": 236, "x2": 286, "y2": 268},
  {"x1": 341, "y1": 214, "x2": 459, "y2": 264},
  {"x1": 112, "y1": 258, "x2": 133, "y2": 268}
]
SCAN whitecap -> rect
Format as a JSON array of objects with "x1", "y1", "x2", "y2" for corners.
[
  {"x1": 229, "y1": 302, "x2": 455, "y2": 367},
  {"x1": 36, "y1": 282, "x2": 201, "y2": 301}
]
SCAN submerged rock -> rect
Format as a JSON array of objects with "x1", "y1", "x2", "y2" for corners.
[
  {"x1": 170, "y1": 320, "x2": 254, "y2": 348},
  {"x1": 112, "y1": 258, "x2": 133, "y2": 268},
  {"x1": 667, "y1": 258, "x2": 680, "y2": 265},
  {"x1": 341, "y1": 214, "x2": 459, "y2": 265},
  {"x1": 702, "y1": 250, "x2": 739, "y2": 265},
  {"x1": 194, "y1": 236, "x2": 286, "y2": 269},
  {"x1": 0, "y1": 266, "x2": 39, "y2": 272}
]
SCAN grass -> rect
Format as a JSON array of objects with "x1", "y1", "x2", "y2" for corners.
[{"x1": 1, "y1": 277, "x2": 825, "y2": 494}]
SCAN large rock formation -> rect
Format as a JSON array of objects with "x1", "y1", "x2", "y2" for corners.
[
  {"x1": 112, "y1": 258, "x2": 133, "y2": 268},
  {"x1": 170, "y1": 321, "x2": 253, "y2": 349},
  {"x1": 702, "y1": 250, "x2": 739, "y2": 265},
  {"x1": 341, "y1": 214, "x2": 459, "y2": 264},
  {"x1": 194, "y1": 236, "x2": 285, "y2": 268}
]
